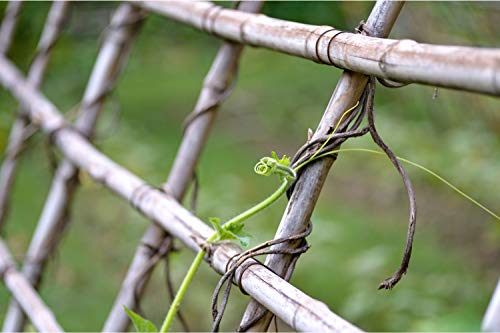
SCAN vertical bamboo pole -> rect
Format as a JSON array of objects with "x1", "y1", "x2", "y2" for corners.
[
  {"x1": 0, "y1": 1, "x2": 23, "y2": 55},
  {"x1": 482, "y1": 278, "x2": 500, "y2": 331},
  {"x1": 103, "y1": 2, "x2": 265, "y2": 331},
  {"x1": 0, "y1": 0, "x2": 47, "y2": 233},
  {"x1": 2, "y1": 3, "x2": 145, "y2": 332},
  {"x1": 0, "y1": 239, "x2": 64, "y2": 333},
  {"x1": 238, "y1": 1, "x2": 404, "y2": 331}
]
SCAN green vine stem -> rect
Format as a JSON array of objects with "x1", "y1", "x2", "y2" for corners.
[
  {"x1": 160, "y1": 153, "x2": 295, "y2": 332},
  {"x1": 157, "y1": 99, "x2": 499, "y2": 331},
  {"x1": 297, "y1": 147, "x2": 500, "y2": 221}
]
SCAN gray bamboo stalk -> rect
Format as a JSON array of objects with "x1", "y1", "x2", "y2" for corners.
[
  {"x1": 2, "y1": 4, "x2": 145, "y2": 332},
  {"x1": 137, "y1": 1, "x2": 500, "y2": 97},
  {"x1": 0, "y1": 238, "x2": 63, "y2": 333},
  {"x1": 0, "y1": 1, "x2": 23, "y2": 55},
  {"x1": 103, "y1": 2, "x2": 264, "y2": 331},
  {"x1": 0, "y1": 54, "x2": 362, "y2": 333},
  {"x1": 238, "y1": 1, "x2": 404, "y2": 331},
  {"x1": 0, "y1": 1, "x2": 68, "y2": 234},
  {"x1": 482, "y1": 278, "x2": 500, "y2": 331}
]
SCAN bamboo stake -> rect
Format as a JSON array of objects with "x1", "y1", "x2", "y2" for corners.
[
  {"x1": 103, "y1": 2, "x2": 264, "y2": 331},
  {"x1": 136, "y1": 0, "x2": 500, "y2": 97},
  {"x1": 0, "y1": 55, "x2": 362, "y2": 333},
  {"x1": 238, "y1": 1, "x2": 404, "y2": 331},
  {"x1": 0, "y1": 1, "x2": 23, "y2": 55},
  {"x1": 482, "y1": 278, "x2": 500, "y2": 331},
  {"x1": 0, "y1": 238, "x2": 63, "y2": 333},
  {"x1": 0, "y1": 1, "x2": 68, "y2": 233},
  {"x1": 2, "y1": 4, "x2": 145, "y2": 332}
]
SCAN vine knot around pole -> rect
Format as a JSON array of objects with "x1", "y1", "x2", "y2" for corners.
[{"x1": 211, "y1": 223, "x2": 312, "y2": 332}]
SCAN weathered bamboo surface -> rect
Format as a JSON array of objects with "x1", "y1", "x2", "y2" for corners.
[
  {"x1": 136, "y1": 1, "x2": 500, "y2": 97},
  {"x1": 0, "y1": 1, "x2": 23, "y2": 55},
  {"x1": 1, "y1": 4, "x2": 145, "y2": 332},
  {"x1": 482, "y1": 278, "x2": 500, "y2": 332},
  {"x1": 104, "y1": 1, "x2": 264, "y2": 331},
  {"x1": 238, "y1": 1, "x2": 403, "y2": 330},
  {"x1": 0, "y1": 239, "x2": 63, "y2": 333},
  {"x1": 0, "y1": 55, "x2": 362, "y2": 333},
  {"x1": 0, "y1": 1, "x2": 68, "y2": 233}
]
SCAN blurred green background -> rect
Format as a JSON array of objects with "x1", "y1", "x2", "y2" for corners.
[{"x1": 1, "y1": 1, "x2": 499, "y2": 331}]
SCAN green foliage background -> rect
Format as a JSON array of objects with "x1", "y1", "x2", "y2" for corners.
[{"x1": 0, "y1": 2, "x2": 499, "y2": 331}]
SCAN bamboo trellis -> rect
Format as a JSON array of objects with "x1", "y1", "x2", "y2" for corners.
[{"x1": 0, "y1": 1, "x2": 499, "y2": 332}]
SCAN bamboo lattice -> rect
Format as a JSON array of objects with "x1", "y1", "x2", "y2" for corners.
[{"x1": 0, "y1": 1, "x2": 498, "y2": 332}]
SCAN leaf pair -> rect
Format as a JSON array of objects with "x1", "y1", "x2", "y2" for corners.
[{"x1": 210, "y1": 217, "x2": 251, "y2": 247}]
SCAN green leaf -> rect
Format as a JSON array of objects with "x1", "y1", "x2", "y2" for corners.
[
  {"x1": 124, "y1": 306, "x2": 158, "y2": 332},
  {"x1": 225, "y1": 222, "x2": 252, "y2": 247}
]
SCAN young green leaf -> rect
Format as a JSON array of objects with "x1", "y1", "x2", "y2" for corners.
[{"x1": 124, "y1": 306, "x2": 158, "y2": 332}]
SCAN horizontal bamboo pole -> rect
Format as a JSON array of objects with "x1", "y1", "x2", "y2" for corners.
[
  {"x1": 2, "y1": 3, "x2": 144, "y2": 332},
  {"x1": 0, "y1": 55, "x2": 361, "y2": 333},
  {"x1": 482, "y1": 278, "x2": 500, "y2": 332},
  {"x1": 0, "y1": 239, "x2": 63, "y2": 333},
  {"x1": 104, "y1": 1, "x2": 264, "y2": 331},
  {"x1": 136, "y1": 1, "x2": 500, "y2": 97}
]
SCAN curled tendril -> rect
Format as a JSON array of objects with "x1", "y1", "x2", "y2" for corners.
[{"x1": 254, "y1": 155, "x2": 296, "y2": 181}]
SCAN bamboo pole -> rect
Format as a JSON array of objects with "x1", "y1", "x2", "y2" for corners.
[
  {"x1": 136, "y1": 1, "x2": 500, "y2": 97},
  {"x1": 238, "y1": 1, "x2": 404, "y2": 331},
  {"x1": 0, "y1": 238, "x2": 63, "y2": 333},
  {"x1": 103, "y1": 2, "x2": 264, "y2": 331},
  {"x1": 482, "y1": 278, "x2": 500, "y2": 331},
  {"x1": 0, "y1": 1, "x2": 68, "y2": 233},
  {"x1": 0, "y1": 1, "x2": 23, "y2": 55},
  {"x1": 0, "y1": 55, "x2": 362, "y2": 333},
  {"x1": 2, "y1": 4, "x2": 145, "y2": 332}
]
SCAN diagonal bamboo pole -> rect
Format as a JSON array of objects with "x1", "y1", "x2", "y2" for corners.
[
  {"x1": 2, "y1": 3, "x2": 145, "y2": 332},
  {"x1": 482, "y1": 278, "x2": 500, "y2": 332},
  {"x1": 0, "y1": 55, "x2": 362, "y2": 333},
  {"x1": 0, "y1": 238, "x2": 63, "y2": 333},
  {"x1": 103, "y1": 2, "x2": 264, "y2": 331},
  {"x1": 0, "y1": 1, "x2": 23, "y2": 55},
  {"x1": 238, "y1": 1, "x2": 404, "y2": 331},
  {"x1": 0, "y1": 1, "x2": 68, "y2": 234},
  {"x1": 136, "y1": 0, "x2": 500, "y2": 97}
]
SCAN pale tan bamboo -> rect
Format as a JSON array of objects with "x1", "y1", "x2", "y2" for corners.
[
  {"x1": 0, "y1": 1, "x2": 68, "y2": 233},
  {"x1": 0, "y1": 239, "x2": 63, "y2": 333},
  {"x1": 0, "y1": 1, "x2": 23, "y2": 55},
  {"x1": 103, "y1": 2, "x2": 264, "y2": 331},
  {"x1": 238, "y1": 1, "x2": 404, "y2": 330},
  {"x1": 0, "y1": 55, "x2": 362, "y2": 333},
  {"x1": 482, "y1": 278, "x2": 500, "y2": 332},
  {"x1": 136, "y1": 0, "x2": 500, "y2": 97},
  {"x1": 2, "y1": 3, "x2": 145, "y2": 332}
]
